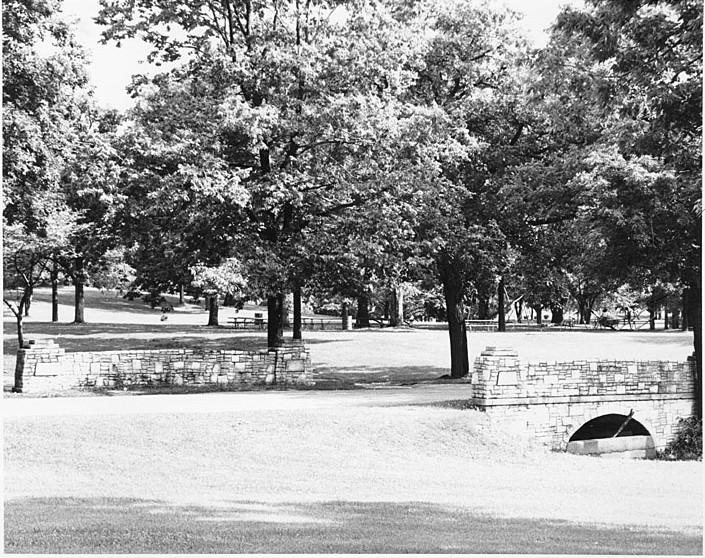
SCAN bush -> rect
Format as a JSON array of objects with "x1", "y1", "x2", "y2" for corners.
[{"x1": 659, "y1": 417, "x2": 702, "y2": 461}]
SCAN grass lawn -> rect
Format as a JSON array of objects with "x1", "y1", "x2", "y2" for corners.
[
  {"x1": 3, "y1": 286, "x2": 695, "y2": 387},
  {"x1": 4, "y1": 403, "x2": 703, "y2": 554},
  {"x1": 3, "y1": 287, "x2": 702, "y2": 553},
  {"x1": 7, "y1": 497, "x2": 701, "y2": 554}
]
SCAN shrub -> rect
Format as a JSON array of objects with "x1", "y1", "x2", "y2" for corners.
[{"x1": 659, "y1": 417, "x2": 702, "y2": 461}]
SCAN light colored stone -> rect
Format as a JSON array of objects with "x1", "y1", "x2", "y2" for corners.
[
  {"x1": 285, "y1": 359, "x2": 305, "y2": 372},
  {"x1": 496, "y1": 370, "x2": 518, "y2": 386},
  {"x1": 34, "y1": 362, "x2": 60, "y2": 376}
]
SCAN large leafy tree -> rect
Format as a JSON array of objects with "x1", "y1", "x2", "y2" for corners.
[
  {"x1": 402, "y1": 0, "x2": 531, "y2": 377},
  {"x1": 3, "y1": 0, "x2": 112, "y2": 326},
  {"x1": 97, "y1": 0, "x2": 437, "y2": 346},
  {"x1": 547, "y1": 0, "x2": 702, "y2": 414}
]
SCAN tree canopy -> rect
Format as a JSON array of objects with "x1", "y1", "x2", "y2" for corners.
[{"x1": 3, "y1": 0, "x2": 701, "y2": 403}]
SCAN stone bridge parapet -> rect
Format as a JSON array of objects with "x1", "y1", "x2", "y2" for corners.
[{"x1": 469, "y1": 346, "x2": 696, "y2": 451}]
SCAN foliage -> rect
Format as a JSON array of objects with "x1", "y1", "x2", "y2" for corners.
[
  {"x1": 89, "y1": 248, "x2": 136, "y2": 292},
  {"x1": 190, "y1": 258, "x2": 246, "y2": 299},
  {"x1": 4, "y1": 0, "x2": 123, "y2": 324},
  {"x1": 3, "y1": 0, "x2": 90, "y2": 230},
  {"x1": 659, "y1": 417, "x2": 702, "y2": 461}
]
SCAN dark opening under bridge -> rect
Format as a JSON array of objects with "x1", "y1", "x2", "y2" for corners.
[{"x1": 469, "y1": 346, "x2": 696, "y2": 456}]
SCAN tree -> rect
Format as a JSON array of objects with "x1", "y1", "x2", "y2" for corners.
[
  {"x1": 548, "y1": 0, "x2": 702, "y2": 414},
  {"x1": 3, "y1": 224, "x2": 51, "y2": 347},
  {"x1": 3, "y1": 0, "x2": 121, "y2": 325},
  {"x1": 190, "y1": 258, "x2": 246, "y2": 326},
  {"x1": 58, "y1": 108, "x2": 124, "y2": 323},
  {"x1": 403, "y1": 0, "x2": 530, "y2": 377},
  {"x1": 98, "y1": 0, "x2": 443, "y2": 347}
]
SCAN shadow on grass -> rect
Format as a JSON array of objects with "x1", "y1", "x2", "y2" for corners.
[
  {"x1": 314, "y1": 365, "x2": 449, "y2": 386},
  {"x1": 3, "y1": 322, "x2": 270, "y2": 353},
  {"x1": 5, "y1": 497, "x2": 701, "y2": 554},
  {"x1": 26, "y1": 289, "x2": 205, "y2": 316}
]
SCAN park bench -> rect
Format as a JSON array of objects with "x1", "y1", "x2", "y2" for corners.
[{"x1": 227, "y1": 316, "x2": 268, "y2": 330}]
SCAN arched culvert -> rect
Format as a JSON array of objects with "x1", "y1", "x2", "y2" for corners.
[{"x1": 567, "y1": 413, "x2": 656, "y2": 459}]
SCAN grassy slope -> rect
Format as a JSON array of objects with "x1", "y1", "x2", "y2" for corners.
[
  {"x1": 3, "y1": 287, "x2": 702, "y2": 553},
  {"x1": 4, "y1": 406, "x2": 703, "y2": 554}
]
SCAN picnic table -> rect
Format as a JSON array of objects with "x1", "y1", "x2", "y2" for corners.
[
  {"x1": 595, "y1": 315, "x2": 621, "y2": 330},
  {"x1": 465, "y1": 320, "x2": 498, "y2": 331},
  {"x1": 301, "y1": 317, "x2": 337, "y2": 330},
  {"x1": 227, "y1": 317, "x2": 268, "y2": 330}
]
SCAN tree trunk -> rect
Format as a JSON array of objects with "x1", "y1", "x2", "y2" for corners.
[
  {"x1": 356, "y1": 294, "x2": 370, "y2": 328},
  {"x1": 682, "y1": 289, "x2": 690, "y2": 330},
  {"x1": 514, "y1": 298, "x2": 523, "y2": 323},
  {"x1": 477, "y1": 296, "x2": 490, "y2": 320},
  {"x1": 293, "y1": 287, "x2": 302, "y2": 341},
  {"x1": 551, "y1": 304, "x2": 564, "y2": 324},
  {"x1": 498, "y1": 277, "x2": 506, "y2": 332},
  {"x1": 533, "y1": 305, "x2": 543, "y2": 325},
  {"x1": 267, "y1": 293, "x2": 284, "y2": 348},
  {"x1": 179, "y1": 284, "x2": 185, "y2": 305},
  {"x1": 672, "y1": 308, "x2": 680, "y2": 329},
  {"x1": 282, "y1": 295, "x2": 291, "y2": 328},
  {"x1": 5, "y1": 293, "x2": 29, "y2": 348},
  {"x1": 586, "y1": 295, "x2": 598, "y2": 324},
  {"x1": 649, "y1": 305, "x2": 656, "y2": 330},
  {"x1": 576, "y1": 298, "x2": 587, "y2": 324},
  {"x1": 207, "y1": 295, "x2": 219, "y2": 326},
  {"x1": 73, "y1": 256, "x2": 85, "y2": 324},
  {"x1": 10, "y1": 295, "x2": 28, "y2": 391},
  {"x1": 342, "y1": 301, "x2": 349, "y2": 330},
  {"x1": 686, "y1": 283, "x2": 702, "y2": 418},
  {"x1": 664, "y1": 309, "x2": 669, "y2": 330},
  {"x1": 51, "y1": 260, "x2": 59, "y2": 322},
  {"x1": 441, "y1": 270, "x2": 469, "y2": 378},
  {"x1": 390, "y1": 285, "x2": 404, "y2": 327},
  {"x1": 23, "y1": 288, "x2": 32, "y2": 317},
  {"x1": 576, "y1": 296, "x2": 595, "y2": 324}
]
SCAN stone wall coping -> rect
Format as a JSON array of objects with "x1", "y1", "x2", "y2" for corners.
[{"x1": 467, "y1": 392, "x2": 696, "y2": 407}]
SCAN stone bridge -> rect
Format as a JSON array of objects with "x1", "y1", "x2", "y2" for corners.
[{"x1": 470, "y1": 346, "x2": 696, "y2": 455}]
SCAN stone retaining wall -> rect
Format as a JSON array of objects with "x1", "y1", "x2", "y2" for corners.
[
  {"x1": 469, "y1": 346, "x2": 696, "y2": 450},
  {"x1": 14, "y1": 339, "x2": 313, "y2": 393}
]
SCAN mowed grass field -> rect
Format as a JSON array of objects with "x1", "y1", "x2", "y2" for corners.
[
  {"x1": 3, "y1": 287, "x2": 702, "y2": 553},
  {"x1": 3, "y1": 286, "x2": 695, "y2": 386}
]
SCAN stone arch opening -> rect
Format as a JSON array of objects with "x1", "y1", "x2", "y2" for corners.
[
  {"x1": 569, "y1": 413, "x2": 651, "y2": 441},
  {"x1": 567, "y1": 413, "x2": 657, "y2": 458}
]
